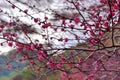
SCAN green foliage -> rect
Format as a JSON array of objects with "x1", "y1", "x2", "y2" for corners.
[
  {"x1": 46, "y1": 74, "x2": 58, "y2": 80},
  {"x1": 0, "y1": 67, "x2": 35, "y2": 80},
  {"x1": 10, "y1": 68, "x2": 35, "y2": 80},
  {"x1": 0, "y1": 77, "x2": 9, "y2": 80},
  {"x1": 21, "y1": 68, "x2": 35, "y2": 79}
]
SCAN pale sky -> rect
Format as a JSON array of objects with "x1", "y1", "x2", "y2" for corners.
[
  {"x1": 0, "y1": 0, "x2": 99, "y2": 54},
  {"x1": 0, "y1": 0, "x2": 67, "y2": 54}
]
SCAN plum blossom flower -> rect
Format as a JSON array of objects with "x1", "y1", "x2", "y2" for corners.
[{"x1": 6, "y1": 64, "x2": 12, "y2": 70}]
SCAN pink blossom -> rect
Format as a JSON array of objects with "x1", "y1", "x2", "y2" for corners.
[
  {"x1": 89, "y1": 73, "x2": 94, "y2": 78},
  {"x1": 37, "y1": 51, "x2": 44, "y2": 55},
  {"x1": 22, "y1": 56, "x2": 28, "y2": 60},
  {"x1": 113, "y1": 3, "x2": 119, "y2": 10},
  {"x1": 100, "y1": 0, "x2": 105, "y2": 3},
  {"x1": 47, "y1": 61, "x2": 56, "y2": 70},
  {"x1": 69, "y1": 24, "x2": 74, "y2": 29},
  {"x1": 24, "y1": 9, "x2": 28, "y2": 13},
  {"x1": 60, "y1": 57, "x2": 66, "y2": 63},
  {"x1": 79, "y1": 58, "x2": 84, "y2": 63},
  {"x1": 74, "y1": 17, "x2": 80, "y2": 24},
  {"x1": 64, "y1": 38, "x2": 69, "y2": 42},
  {"x1": 36, "y1": 67, "x2": 40, "y2": 71},
  {"x1": 62, "y1": 20, "x2": 66, "y2": 25},
  {"x1": 89, "y1": 30, "x2": 95, "y2": 36},
  {"x1": 57, "y1": 64, "x2": 63, "y2": 69},
  {"x1": 6, "y1": 64, "x2": 12, "y2": 70},
  {"x1": 44, "y1": 16, "x2": 48, "y2": 21},
  {"x1": 0, "y1": 28, "x2": 2, "y2": 33},
  {"x1": 68, "y1": 63, "x2": 73, "y2": 67},
  {"x1": 0, "y1": 24, "x2": 5, "y2": 28},
  {"x1": 34, "y1": 18, "x2": 38, "y2": 23},
  {"x1": 61, "y1": 72, "x2": 67, "y2": 77},
  {"x1": 8, "y1": 42, "x2": 13, "y2": 47},
  {"x1": 95, "y1": 22, "x2": 99, "y2": 27},
  {"x1": 103, "y1": 21, "x2": 108, "y2": 28},
  {"x1": 30, "y1": 43, "x2": 35, "y2": 50},
  {"x1": 75, "y1": 2, "x2": 80, "y2": 7},
  {"x1": 42, "y1": 22, "x2": 51, "y2": 28},
  {"x1": 98, "y1": 16, "x2": 102, "y2": 20},
  {"x1": 11, "y1": 5, "x2": 15, "y2": 9},
  {"x1": 38, "y1": 55, "x2": 44, "y2": 61},
  {"x1": 99, "y1": 31, "x2": 104, "y2": 35},
  {"x1": 30, "y1": 60, "x2": 34, "y2": 65},
  {"x1": 10, "y1": 55, "x2": 16, "y2": 58}
]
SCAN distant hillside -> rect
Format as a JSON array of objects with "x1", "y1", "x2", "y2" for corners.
[{"x1": 0, "y1": 51, "x2": 26, "y2": 77}]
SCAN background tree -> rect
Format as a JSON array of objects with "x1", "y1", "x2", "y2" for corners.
[{"x1": 0, "y1": 0, "x2": 120, "y2": 80}]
